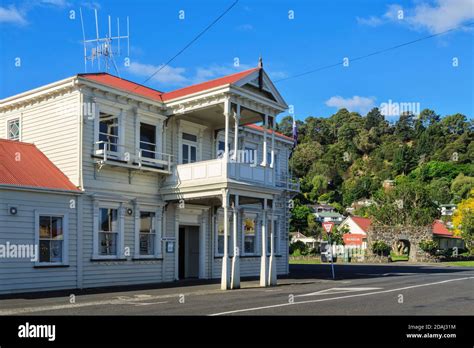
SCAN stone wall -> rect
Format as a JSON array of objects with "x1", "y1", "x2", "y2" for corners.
[{"x1": 366, "y1": 225, "x2": 435, "y2": 262}]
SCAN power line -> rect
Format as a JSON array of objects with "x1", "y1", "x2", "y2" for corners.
[
  {"x1": 126, "y1": 0, "x2": 239, "y2": 95},
  {"x1": 275, "y1": 21, "x2": 474, "y2": 83}
]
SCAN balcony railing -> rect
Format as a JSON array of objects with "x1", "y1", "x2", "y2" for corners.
[
  {"x1": 165, "y1": 158, "x2": 299, "y2": 192},
  {"x1": 276, "y1": 173, "x2": 300, "y2": 192},
  {"x1": 94, "y1": 140, "x2": 173, "y2": 174}
]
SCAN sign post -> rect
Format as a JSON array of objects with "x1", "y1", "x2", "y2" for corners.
[{"x1": 322, "y1": 222, "x2": 335, "y2": 280}]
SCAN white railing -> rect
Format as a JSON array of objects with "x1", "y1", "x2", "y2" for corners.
[
  {"x1": 94, "y1": 140, "x2": 173, "y2": 173},
  {"x1": 166, "y1": 158, "x2": 298, "y2": 191}
]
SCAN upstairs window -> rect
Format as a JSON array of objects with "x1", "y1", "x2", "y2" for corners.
[
  {"x1": 99, "y1": 113, "x2": 119, "y2": 152},
  {"x1": 182, "y1": 132, "x2": 197, "y2": 164},
  {"x1": 7, "y1": 118, "x2": 20, "y2": 141},
  {"x1": 140, "y1": 123, "x2": 157, "y2": 159}
]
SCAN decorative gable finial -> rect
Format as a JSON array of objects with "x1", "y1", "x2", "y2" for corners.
[{"x1": 258, "y1": 56, "x2": 263, "y2": 68}]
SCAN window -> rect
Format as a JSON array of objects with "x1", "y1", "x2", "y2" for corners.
[
  {"x1": 140, "y1": 123, "x2": 156, "y2": 159},
  {"x1": 139, "y1": 212, "x2": 156, "y2": 255},
  {"x1": 99, "y1": 113, "x2": 119, "y2": 152},
  {"x1": 216, "y1": 213, "x2": 233, "y2": 255},
  {"x1": 99, "y1": 208, "x2": 118, "y2": 256},
  {"x1": 267, "y1": 220, "x2": 279, "y2": 254},
  {"x1": 243, "y1": 216, "x2": 257, "y2": 254},
  {"x1": 7, "y1": 118, "x2": 20, "y2": 141},
  {"x1": 38, "y1": 215, "x2": 65, "y2": 263},
  {"x1": 182, "y1": 132, "x2": 197, "y2": 164}
]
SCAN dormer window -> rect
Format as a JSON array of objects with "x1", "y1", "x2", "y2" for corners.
[{"x1": 7, "y1": 118, "x2": 20, "y2": 141}]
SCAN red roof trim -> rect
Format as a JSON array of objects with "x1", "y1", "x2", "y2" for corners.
[
  {"x1": 79, "y1": 73, "x2": 164, "y2": 101},
  {"x1": 161, "y1": 68, "x2": 259, "y2": 101},
  {"x1": 246, "y1": 124, "x2": 294, "y2": 141},
  {"x1": 350, "y1": 216, "x2": 372, "y2": 233},
  {"x1": 0, "y1": 139, "x2": 80, "y2": 192}
]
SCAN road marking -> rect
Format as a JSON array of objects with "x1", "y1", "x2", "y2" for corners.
[
  {"x1": 209, "y1": 276, "x2": 474, "y2": 316},
  {"x1": 296, "y1": 287, "x2": 382, "y2": 297},
  {"x1": 357, "y1": 273, "x2": 417, "y2": 276}
]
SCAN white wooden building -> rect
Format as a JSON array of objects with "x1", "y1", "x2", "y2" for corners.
[{"x1": 0, "y1": 63, "x2": 299, "y2": 294}]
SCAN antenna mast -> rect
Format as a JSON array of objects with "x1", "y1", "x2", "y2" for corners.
[{"x1": 79, "y1": 8, "x2": 130, "y2": 76}]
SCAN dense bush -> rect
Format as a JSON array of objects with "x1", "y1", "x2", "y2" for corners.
[
  {"x1": 372, "y1": 240, "x2": 391, "y2": 256},
  {"x1": 418, "y1": 240, "x2": 438, "y2": 255}
]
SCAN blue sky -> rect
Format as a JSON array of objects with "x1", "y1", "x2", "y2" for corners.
[{"x1": 1, "y1": 0, "x2": 473, "y2": 122}]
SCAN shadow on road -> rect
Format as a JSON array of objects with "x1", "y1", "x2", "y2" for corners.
[{"x1": 288, "y1": 263, "x2": 473, "y2": 280}]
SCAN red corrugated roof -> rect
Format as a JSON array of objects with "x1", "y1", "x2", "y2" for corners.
[
  {"x1": 351, "y1": 216, "x2": 372, "y2": 233},
  {"x1": 0, "y1": 139, "x2": 79, "y2": 191},
  {"x1": 161, "y1": 67, "x2": 259, "y2": 101},
  {"x1": 79, "y1": 73, "x2": 164, "y2": 100},
  {"x1": 246, "y1": 124, "x2": 294, "y2": 141},
  {"x1": 432, "y1": 220, "x2": 460, "y2": 238},
  {"x1": 79, "y1": 68, "x2": 259, "y2": 103}
]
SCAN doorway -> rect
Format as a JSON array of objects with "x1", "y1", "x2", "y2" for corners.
[{"x1": 178, "y1": 226, "x2": 200, "y2": 279}]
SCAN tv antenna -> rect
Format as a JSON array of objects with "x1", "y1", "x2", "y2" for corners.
[{"x1": 79, "y1": 8, "x2": 130, "y2": 77}]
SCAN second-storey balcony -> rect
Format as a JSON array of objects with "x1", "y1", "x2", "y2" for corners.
[
  {"x1": 93, "y1": 137, "x2": 173, "y2": 174},
  {"x1": 163, "y1": 157, "x2": 299, "y2": 193}
]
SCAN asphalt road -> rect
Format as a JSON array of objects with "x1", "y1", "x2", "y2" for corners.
[{"x1": 1, "y1": 263, "x2": 473, "y2": 316}]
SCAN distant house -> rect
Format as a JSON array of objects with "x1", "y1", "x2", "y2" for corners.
[
  {"x1": 290, "y1": 232, "x2": 319, "y2": 250},
  {"x1": 338, "y1": 216, "x2": 371, "y2": 247},
  {"x1": 439, "y1": 204, "x2": 456, "y2": 216},
  {"x1": 314, "y1": 211, "x2": 345, "y2": 225},
  {"x1": 346, "y1": 198, "x2": 375, "y2": 214},
  {"x1": 432, "y1": 220, "x2": 464, "y2": 250},
  {"x1": 309, "y1": 203, "x2": 335, "y2": 213}
]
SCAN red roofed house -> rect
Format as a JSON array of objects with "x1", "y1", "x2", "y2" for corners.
[
  {"x1": 338, "y1": 216, "x2": 372, "y2": 247},
  {"x1": 432, "y1": 220, "x2": 464, "y2": 250},
  {"x1": 0, "y1": 139, "x2": 81, "y2": 294},
  {"x1": 0, "y1": 60, "x2": 299, "y2": 294}
]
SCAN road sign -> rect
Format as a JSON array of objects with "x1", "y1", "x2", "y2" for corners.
[{"x1": 322, "y1": 222, "x2": 335, "y2": 234}]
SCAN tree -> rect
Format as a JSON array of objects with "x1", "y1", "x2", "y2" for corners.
[
  {"x1": 290, "y1": 204, "x2": 312, "y2": 233},
  {"x1": 289, "y1": 142, "x2": 323, "y2": 178},
  {"x1": 365, "y1": 107, "x2": 385, "y2": 131},
  {"x1": 276, "y1": 115, "x2": 293, "y2": 137},
  {"x1": 393, "y1": 145, "x2": 417, "y2": 175},
  {"x1": 394, "y1": 112, "x2": 414, "y2": 141},
  {"x1": 451, "y1": 174, "x2": 474, "y2": 203},
  {"x1": 452, "y1": 189, "x2": 474, "y2": 254}
]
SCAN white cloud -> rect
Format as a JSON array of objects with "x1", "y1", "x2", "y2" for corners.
[
  {"x1": 357, "y1": 0, "x2": 474, "y2": 34},
  {"x1": 325, "y1": 95, "x2": 376, "y2": 114},
  {"x1": 407, "y1": 0, "x2": 474, "y2": 33},
  {"x1": 41, "y1": 0, "x2": 69, "y2": 7},
  {"x1": 128, "y1": 62, "x2": 188, "y2": 85},
  {"x1": 0, "y1": 5, "x2": 27, "y2": 26}
]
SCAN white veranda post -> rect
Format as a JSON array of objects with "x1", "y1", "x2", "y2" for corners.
[
  {"x1": 268, "y1": 198, "x2": 277, "y2": 286},
  {"x1": 260, "y1": 198, "x2": 269, "y2": 287},
  {"x1": 221, "y1": 189, "x2": 230, "y2": 290},
  {"x1": 233, "y1": 104, "x2": 240, "y2": 161},
  {"x1": 231, "y1": 194, "x2": 240, "y2": 289},
  {"x1": 262, "y1": 114, "x2": 268, "y2": 166}
]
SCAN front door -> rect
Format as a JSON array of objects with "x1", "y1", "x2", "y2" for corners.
[{"x1": 178, "y1": 226, "x2": 200, "y2": 279}]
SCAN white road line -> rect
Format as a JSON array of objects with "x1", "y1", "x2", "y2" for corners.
[
  {"x1": 209, "y1": 276, "x2": 474, "y2": 316},
  {"x1": 296, "y1": 287, "x2": 382, "y2": 297},
  {"x1": 0, "y1": 297, "x2": 170, "y2": 315}
]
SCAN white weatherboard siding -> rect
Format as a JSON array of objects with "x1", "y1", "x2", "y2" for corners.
[
  {"x1": 0, "y1": 73, "x2": 294, "y2": 294},
  {"x1": 0, "y1": 90, "x2": 81, "y2": 186},
  {"x1": 0, "y1": 189, "x2": 78, "y2": 295}
]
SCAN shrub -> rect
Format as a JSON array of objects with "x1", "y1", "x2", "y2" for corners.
[
  {"x1": 372, "y1": 240, "x2": 391, "y2": 256},
  {"x1": 419, "y1": 240, "x2": 438, "y2": 255},
  {"x1": 289, "y1": 241, "x2": 308, "y2": 256}
]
